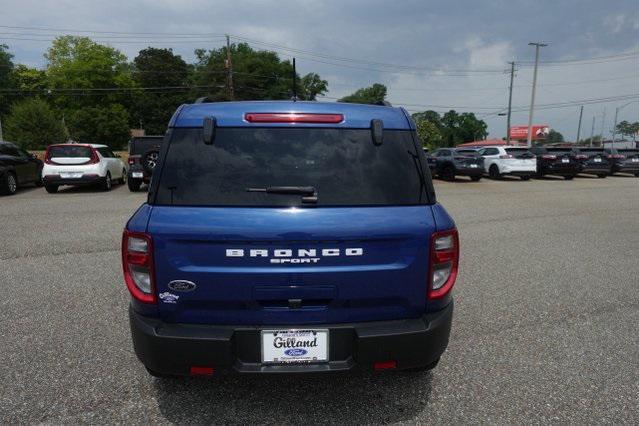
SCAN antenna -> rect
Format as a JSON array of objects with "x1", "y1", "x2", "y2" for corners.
[{"x1": 292, "y1": 57, "x2": 297, "y2": 101}]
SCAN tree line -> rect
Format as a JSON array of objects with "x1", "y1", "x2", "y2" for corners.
[{"x1": 0, "y1": 37, "x2": 489, "y2": 150}]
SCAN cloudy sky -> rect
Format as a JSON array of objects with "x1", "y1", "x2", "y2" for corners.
[{"x1": 2, "y1": 0, "x2": 639, "y2": 139}]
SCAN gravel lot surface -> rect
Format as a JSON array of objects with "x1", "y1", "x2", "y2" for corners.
[{"x1": 1, "y1": 177, "x2": 637, "y2": 424}]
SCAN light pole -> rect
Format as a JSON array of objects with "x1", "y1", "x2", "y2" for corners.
[
  {"x1": 611, "y1": 101, "x2": 638, "y2": 150},
  {"x1": 526, "y1": 42, "x2": 547, "y2": 148}
]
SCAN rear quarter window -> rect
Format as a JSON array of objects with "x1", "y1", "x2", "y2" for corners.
[{"x1": 153, "y1": 127, "x2": 431, "y2": 207}]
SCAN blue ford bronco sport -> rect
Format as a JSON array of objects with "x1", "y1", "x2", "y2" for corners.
[{"x1": 122, "y1": 101, "x2": 458, "y2": 376}]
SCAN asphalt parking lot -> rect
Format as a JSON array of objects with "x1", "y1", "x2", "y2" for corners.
[{"x1": 1, "y1": 177, "x2": 638, "y2": 424}]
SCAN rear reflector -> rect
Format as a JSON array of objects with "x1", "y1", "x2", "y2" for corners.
[
  {"x1": 541, "y1": 155, "x2": 557, "y2": 160},
  {"x1": 374, "y1": 360, "x2": 397, "y2": 371},
  {"x1": 190, "y1": 366, "x2": 214, "y2": 376},
  {"x1": 244, "y1": 113, "x2": 344, "y2": 124}
]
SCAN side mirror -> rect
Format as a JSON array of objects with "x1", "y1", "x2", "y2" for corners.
[
  {"x1": 371, "y1": 119, "x2": 383, "y2": 146},
  {"x1": 203, "y1": 117, "x2": 217, "y2": 145}
]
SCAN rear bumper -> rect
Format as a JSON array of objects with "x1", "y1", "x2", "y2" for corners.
[
  {"x1": 500, "y1": 165, "x2": 536, "y2": 175},
  {"x1": 456, "y1": 167, "x2": 483, "y2": 177},
  {"x1": 539, "y1": 165, "x2": 578, "y2": 176},
  {"x1": 129, "y1": 301, "x2": 453, "y2": 375},
  {"x1": 612, "y1": 164, "x2": 639, "y2": 174},
  {"x1": 579, "y1": 165, "x2": 611, "y2": 174},
  {"x1": 42, "y1": 174, "x2": 103, "y2": 186},
  {"x1": 127, "y1": 166, "x2": 152, "y2": 182}
]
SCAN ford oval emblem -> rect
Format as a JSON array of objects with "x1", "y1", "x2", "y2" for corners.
[
  {"x1": 167, "y1": 280, "x2": 197, "y2": 292},
  {"x1": 284, "y1": 348, "x2": 308, "y2": 357}
]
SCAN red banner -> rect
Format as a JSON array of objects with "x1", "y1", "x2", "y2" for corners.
[{"x1": 510, "y1": 125, "x2": 550, "y2": 140}]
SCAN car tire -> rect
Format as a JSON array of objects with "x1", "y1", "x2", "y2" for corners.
[
  {"x1": 142, "y1": 150, "x2": 160, "y2": 174},
  {"x1": 1, "y1": 172, "x2": 18, "y2": 196},
  {"x1": 489, "y1": 164, "x2": 501, "y2": 180},
  {"x1": 120, "y1": 169, "x2": 127, "y2": 184},
  {"x1": 470, "y1": 175, "x2": 482, "y2": 182},
  {"x1": 597, "y1": 174, "x2": 607, "y2": 178},
  {"x1": 128, "y1": 179, "x2": 142, "y2": 192},
  {"x1": 635, "y1": 172, "x2": 639, "y2": 177},
  {"x1": 405, "y1": 357, "x2": 440, "y2": 373},
  {"x1": 520, "y1": 175, "x2": 531, "y2": 181},
  {"x1": 564, "y1": 175, "x2": 575, "y2": 180},
  {"x1": 45, "y1": 184, "x2": 58, "y2": 194},
  {"x1": 102, "y1": 172, "x2": 112, "y2": 191},
  {"x1": 441, "y1": 165, "x2": 455, "y2": 181}
]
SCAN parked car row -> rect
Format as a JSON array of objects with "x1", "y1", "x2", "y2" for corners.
[
  {"x1": 1, "y1": 136, "x2": 165, "y2": 196},
  {"x1": 424, "y1": 146, "x2": 639, "y2": 181}
]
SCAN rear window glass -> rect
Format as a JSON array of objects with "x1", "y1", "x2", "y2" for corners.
[
  {"x1": 48, "y1": 146, "x2": 92, "y2": 158},
  {"x1": 130, "y1": 138, "x2": 163, "y2": 154},
  {"x1": 455, "y1": 150, "x2": 480, "y2": 156},
  {"x1": 505, "y1": 148, "x2": 534, "y2": 158},
  {"x1": 154, "y1": 127, "x2": 429, "y2": 207}
]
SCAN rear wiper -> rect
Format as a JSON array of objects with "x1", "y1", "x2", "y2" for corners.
[{"x1": 246, "y1": 186, "x2": 318, "y2": 204}]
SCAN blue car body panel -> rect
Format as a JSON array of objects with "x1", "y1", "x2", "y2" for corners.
[
  {"x1": 145, "y1": 205, "x2": 436, "y2": 325},
  {"x1": 169, "y1": 101, "x2": 412, "y2": 129}
]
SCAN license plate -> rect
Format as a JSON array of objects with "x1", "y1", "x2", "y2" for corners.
[
  {"x1": 60, "y1": 172, "x2": 82, "y2": 179},
  {"x1": 469, "y1": 164, "x2": 478, "y2": 168},
  {"x1": 131, "y1": 172, "x2": 144, "y2": 178},
  {"x1": 632, "y1": 158, "x2": 639, "y2": 163},
  {"x1": 261, "y1": 329, "x2": 329, "y2": 364},
  {"x1": 561, "y1": 158, "x2": 569, "y2": 163},
  {"x1": 594, "y1": 158, "x2": 602, "y2": 163}
]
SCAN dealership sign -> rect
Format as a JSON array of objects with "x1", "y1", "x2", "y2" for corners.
[{"x1": 510, "y1": 125, "x2": 550, "y2": 140}]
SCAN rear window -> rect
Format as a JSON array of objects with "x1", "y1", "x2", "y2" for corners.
[
  {"x1": 154, "y1": 127, "x2": 430, "y2": 207},
  {"x1": 619, "y1": 149, "x2": 639, "y2": 157},
  {"x1": 130, "y1": 137, "x2": 163, "y2": 155},
  {"x1": 455, "y1": 150, "x2": 480, "y2": 156},
  {"x1": 505, "y1": 148, "x2": 534, "y2": 158},
  {"x1": 48, "y1": 146, "x2": 92, "y2": 158},
  {"x1": 577, "y1": 149, "x2": 604, "y2": 156}
]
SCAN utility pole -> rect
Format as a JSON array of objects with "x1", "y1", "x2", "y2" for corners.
[
  {"x1": 612, "y1": 106, "x2": 619, "y2": 150},
  {"x1": 589, "y1": 116, "x2": 595, "y2": 147},
  {"x1": 225, "y1": 34, "x2": 234, "y2": 100},
  {"x1": 0, "y1": 115, "x2": 3, "y2": 141},
  {"x1": 506, "y1": 61, "x2": 515, "y2": 145},
  {"x1": 576, "y1": 105, "x2": 583, "y2": 144},
  {"x1": 600, "y1": 107, "x2": 606, "y2": 144},
  {"x1": 526, "y1": 42, "x2": 547, "y2": 148}
]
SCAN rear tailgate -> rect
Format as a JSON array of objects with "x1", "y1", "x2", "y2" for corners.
[{"x1": 149, "y1": 205, "x2": 434, "y2": 326}]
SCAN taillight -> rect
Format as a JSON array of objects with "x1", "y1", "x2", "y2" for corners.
[
  {"x1": 128, "y1": 155, "x2": 140, "y2": 165},
  {"x1": 122, "y1": 230, "x2": 156, "y2": 304},
  {"x1": 541, "y1": 155, "x2": 557, "y2": 160},
  {"x1": 429, "y1": 229, "x2": 459, "y2": 299},
  {"x1": 499, "y1": 154, "x2": 514, "y2": 159},
  {"x1": 88, "y1": 147, "x2": 100, "y2": 165},
  {"x1": 44, "y1": 147, "x2": 53, "y2": 165},
  {"x1": 575, "y1": 155, "x2": 587, "y2": 160},
  {"x1": 244, "y1": 113, "x2": 344, "y2": 123}
]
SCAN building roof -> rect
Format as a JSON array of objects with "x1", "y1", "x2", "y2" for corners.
[{"x1": 169, "y1": 101, "x2": 413, "y2": 130}]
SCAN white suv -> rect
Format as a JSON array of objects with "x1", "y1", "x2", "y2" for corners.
[
  {"x1": 42, "y1": 144, "x2": 127, "y2": 193},
  {"x1": 478, "y1": 146, "x2": 537, "y2": 180}
]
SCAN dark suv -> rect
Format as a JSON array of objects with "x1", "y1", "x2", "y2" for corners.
[
  {"x1": 605, "y1": 148, "x2": 639, "y2": 176},
  {"x1": 530, "y1": 147, "x2": 579, "y2": 179},
  {"x1": 126, "y1": 136, "x2": 164, "y2": 191},
  {"x1": 123, "y1": 101, "x2": 458, "y2": 376},
  {"x1": 572, "y1": 147, "x2": 611, "y2": 178},
  {"x1": 0, "y1": 141, "x2": 43, "y2": 195},
  {"x1": 430, "y1": 148, "x2": 484, "y2": 181}
]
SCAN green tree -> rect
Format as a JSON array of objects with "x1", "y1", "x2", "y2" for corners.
[
  {"x1": 4, "y1": 98, "x2": 67, "y2": 148},
  {"x1": 439, "y1": 110, "x2": 487, "y2": 146},
  {"x1": 0, "y1": 44, "x2": 15, "y2": 117},
  {"x1": 412, "y1": 110, "x2": 443, "y2": 148},
  {"x1": 192, "y1": 42, "x2": 304, "y2": 101},
  {"x1": 68, "y1": 104, "x2": 130, "y2": 148},
  {"x1": 131, "y1": 47, "x2": 189, "y2": 134},
  {"x1": 299, "y1": 73, "x2": 328, "y2": 100},
  {"x1": 338, "y1": 83, "x2": 387, "y2": 104},
  {"x1": 615, "y1": 120, "x2": 639, "y2": 142},
  {"x1": 545, "y1": 129, "x2": 565, "y2": 144},
  {"x1": 44, "y1": 36, "x2": 135, "y2": 110}
]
